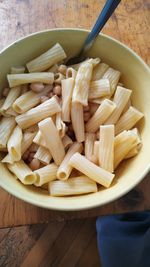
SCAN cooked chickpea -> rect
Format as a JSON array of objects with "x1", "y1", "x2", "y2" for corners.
[
  {"x1": 83, "y1": 106, "x2": 90, "y2": 112},
  {"x1": 2, "y1": 88, "x2": 10, "y2": 97},
  {"x1": 28, "y1": 152, "x2": 35, "y2": 162},
  {"x1": 53, "y1": 85, "x2": 62, "y2": 96},
  {"x1": 29, "y1": 143, "x2": 38, "y2": 153},
  {"x1": 30, "y1": 82, "x2": 44, "y2": 93},
  {"x1": 22, "y1": 150, "x2": 30, "y2": 160},
  {"x1": 84, "y1": 112, "x2": 91, "y2": 122},
  {"x1": 48, "y1": 91, "x2": 54, "y2": 98},
  {"x1": 29, "y1": 158, "x2": 40, "y2": 171}
]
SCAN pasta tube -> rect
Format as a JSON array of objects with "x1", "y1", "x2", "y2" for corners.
[
  {"x1": 49, "y1": 175, "x2": 98, "y2": 196},
  {"x1": 88, "y1": 79, "x2": 110, "y2": 99},
  {"x1": 66, "y1": 68, "x2": 77, "y2": 79},
  {"x1": 10, "y1": 66, "x2": 25, "y2": 74},
  {"x1": 114, "y1": 131, "x2": 138, "y2": 169},
  {"x1": 34, "y1": 146, "x2": 52, "y2": 165},
  {"x1": 39, "y1": 117, "x2": 65, "y2": 165},
  {"x1": 2, "y1": 153, "x2": 14, "y2": 164},
  {"x1": 99, "y1": 125, "x2": 114, "y2": 173},
  {"x1": 86, "y1": 99, "x2": 116, "y2": 133},
  {"x1": 125, "y1": 146, "x2": 140, "y2": 159},
  {"x1": 69, "y1": 152, "x2": 115, "y2": 188},
  {"x1": 89, "y1": 96, "x2": 110, "y2": 104},
  {"x1": 47, "y1": 64, "x2": 58, "y2": 73},
  {"x1": 27, "y1": 43, "x2": 67, "y2": 72},
  {"x1": 0, "y1": 117, "x2": 16, "y2": 148},
  {"x1": 34, "y1": 163, "x2": 58, "y2": 186},
  {"x1": 61, "y1": 78, "x2": 74, "y2": 122},
  {"x1": 16, "y1": 96, "x2": 61, "y2": 129},
  {"x1": 1, "y1": 86, "x2": 21, "y2": 111},
  {"x1": 13, "y1": 85, "x2": 51, "y2": 113},
  {"x1": 0, "y1": 98, "x2": 5, "y2": 113},
  {"x1": 57, "y1": 142, "x2": 83, "y2": 180},
  {"x1": 115, "y1": 106, "x2": 144, "y2": 135},
  {"x1": 21, "y1": 132, "x2": 36, "y2": 155},
  {"x1": 103, "y1": 67, "x2": 121, "y2": 95},
  {"x1": 7, "y1": 125, "x2": 23, "y2": 162},
  {"x1": 7, "y1": 160, "x2": 36, "y2": 185},
  {"x1": 72, "y1": 62, "x2": 93, "y2": 106},
  {"x1": 33, "y1": 131, "x2": 46, "y2": 148},
  {"x1": 104, "y1": 86, "x2": 132, "y2": 124},
  {"x1": 55, "y1": 112, "x2": 66, "y2": 138},
  {"x1": 85, "y1": 133, "x2": 95, "y2": 159},
  {"x1": 93, "y1": 141, "x2": 99, "y2": 162},
  {"x1": 62, "y1": 135, "x2": 73, "y2": 149},
  {"x1": 4, "y1": 107, "x2": 18, "y2": 117},
  {"x1": 92, "y1": 63, "x2": 109, "y2": 81},
  {"x1": 71, "y1": 102, "x2": 85, "y2": 142},
  {"x1": 7, "y1": 72, "x2": 54, "y2": 88}
]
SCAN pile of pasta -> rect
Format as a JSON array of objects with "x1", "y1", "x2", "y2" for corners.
[{"x1": 0, "y1": 43, "x2": 144, "y2": 197}]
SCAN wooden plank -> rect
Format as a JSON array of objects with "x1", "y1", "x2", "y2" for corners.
[
  {"x1": 0, "y1": 0, "x2": 150, "y2": 227},
  {"x1": 0, "y1": 219, "x2": 101, "y2": 267},
  {"x1": 0, "y1": 173, "x2": 149, "y2": 228}
]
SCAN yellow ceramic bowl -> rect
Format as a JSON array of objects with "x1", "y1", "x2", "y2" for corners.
[{"x1": 0, "y1": 29, "x2": 150, "y2": 211}]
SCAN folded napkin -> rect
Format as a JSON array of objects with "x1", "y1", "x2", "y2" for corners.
[{"x1": 96, "y1": 212, "x2": 150, "y2": 267}]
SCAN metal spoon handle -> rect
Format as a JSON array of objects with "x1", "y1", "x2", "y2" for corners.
[{"x1": 82, "y1": 0, "x2": 121, "y2": 53}]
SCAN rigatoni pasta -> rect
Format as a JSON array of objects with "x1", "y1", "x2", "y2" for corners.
[
  {"x1": 115, "y1": 106, "x2": 144, "y2": 135},
  {"x1": 102, "y1": 67, "x2": 121, "y2": 95},
  {"x1": 104, "y1": 86, "x2": 132, "y2": 124},
  {"x1": 7, "y1": 125, "x2": 23, "y2": 162},
  {"x1": 71, "y1": 102, "x2": 85, "y2": 142},
  {"x1": 21, "y1": 132, "x2": 36, "y2": 155},
  {"x1": 61, "y1": 78, "x2": 74, "y2": 122},
  {"x1": 85, "y1": 133, "x2": 96, "y2": 159},
  {"x1": 34, "y1": 163, "x2": 58, "y2": 186},
  {"x1": 16, "y1": 96, "x2": 61, "y2": 129},
  {"x1": 57, "y1": 142, "x2": 83, "y2": 180},
  {"x1": 34, "y1": 146, "x2": 52, "y2": 165},
  {"x1": 99, "y1": 125, "x2": 114, "y2": 173},
  {"x1": 0, "y1": 43, "x2": 144, "y2": 197},
  {"x1": 86, "y1": 99, "x2": 116, "y2": 133},
  {"x1": 49, "y1": 175, "x2": 98, "y2": 196},
  {"x1": 7, "y1": 72, "x2": 54, "y2": 88},
  {"x1": 1, "y1": 86, "x2": 21, "y2": 111},
  {"x1": 88, "y1": 79, "x2": 110, "y2": 100},
  {"x1": 0, "y1": 117, "x2": 16, "y2": 149},
  {"x1": 7, "y1": 160, "x2": 36, "y2": 185},
  {"x1": 26, "y1": 43, "x2": 67, "y2": 72},
  {"x1": 72, "y1": 62, "x2": 93, "y2": 106},
  {"x1": 39, "y1": 117, "x2": 65, "y2": 165},
  {"x1": 69, "y1": 152, "x2": 115, "y2": 188},
  {"x1": 13, "y1": 85, "x2": 51, "y2": 113}
]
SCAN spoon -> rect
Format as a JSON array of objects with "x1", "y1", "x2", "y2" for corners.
[{"x1": 66, "y1": 0, "x2": 121, "y2": 65}]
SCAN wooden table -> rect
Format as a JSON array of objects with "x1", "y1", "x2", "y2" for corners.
[{"x1": 0, "y1": 0, "x2": 150, "y2": 228}]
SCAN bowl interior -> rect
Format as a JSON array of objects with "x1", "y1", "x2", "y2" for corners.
[{"x1": 0, "y1": 29, "x2": 150, "y2": 210}]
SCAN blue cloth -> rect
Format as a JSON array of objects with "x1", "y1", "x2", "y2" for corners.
[{"x1": 96, "y1": 212, "x2": 150, "y2": 267}]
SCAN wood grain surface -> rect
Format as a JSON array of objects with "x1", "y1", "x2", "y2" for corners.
[
  {"x1": 0, "y1": 218, "x2": 101, "y2": 267},
  {"x1": 0, "y1": 0, "x2": 150, "y2": 228}
]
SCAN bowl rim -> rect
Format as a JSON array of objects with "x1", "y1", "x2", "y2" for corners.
[{"x1": 0, "y1": 28, "x2": 150, "y2": 211}]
